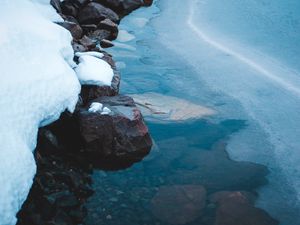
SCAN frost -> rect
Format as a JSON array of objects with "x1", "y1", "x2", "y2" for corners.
[
  {"x1": 75, "y1": 55, "x2": 114, "y2": 86},
  {"x1": 0, "y1": 0, "x2": 80, "y2": 224}
]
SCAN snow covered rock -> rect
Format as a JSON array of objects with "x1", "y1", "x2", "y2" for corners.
[
  {"x1": 0, "y1": 0, "x2": 80, "y2": 224},
  {"x1": 75, "y1": 54, "x2": 114, "y2": 86}
]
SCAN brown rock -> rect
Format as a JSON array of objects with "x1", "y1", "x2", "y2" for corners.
[
  {"x1": 57, "y1": 21, "x2": 83, "y2": 40},
  {"x1": 78, "y1": 95, "x2": 152, "y2": 168},
  {"x1": 211, "y1": 191, "x2": 279, "y2": 225},
  {"x1": 143, "y1": 0, "x2": 153, "y2": 6},
  {"x1": 100, "y1": 39, "x2": 114, "y2": 48},
  {"x1": 151, "y1": 185, "x2": 207, "y2": 225},
  {"x1": 77, "y1": 2, "x2": 120, "y2": 25},
  {"x1": 50, "y1": 0, "x2": 62, "y2": 13},
  {"x1": 78, "y1": 35, "x2": 97, "y2": 49}
]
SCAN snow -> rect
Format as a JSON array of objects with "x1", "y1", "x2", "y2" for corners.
[
  {"x1": 75, "y1": 54, "x2": 114, "y2": 86},
  {"x1": 0, "y1": 0, "x2": 81, "y2": 224},
  {"x1": 101, "y1": 107, "x2": 112, "y2": 115},
  {"x1": 75, "y1": 51, "x2": 104, "y2": 59},
  {"x1": 88, "y1": 102, "x2": 103, "y2": 113}
]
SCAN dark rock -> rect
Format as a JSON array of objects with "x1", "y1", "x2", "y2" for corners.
[
  {"x1": 57, "y1": 21, "x2": 83, "y2": 40},
  {"x1": 50, "y1": 0, "x2": 62, "y2": 13},
  {"x1": 72, "y1": 42, "x2": 88, "y2": 53},
  {"x1": 151, "y1": 185, "x2": 207, "y2": 225},
  {"x1": 100, "y1": 39, "x2": 114, "y2": 48},
  {"x1": 210, "y1": 191, "x2": 279, "y2": 225},
  {"x1": 78, "y1": 95, "x2": 152, "y2": 169},
  {"x1": 78, "y1": 35, "x2": 97, "y2": 49},
  {"x1": 81, "y1": 24, "x2": 98, "y2": 34},
  {"x1": 143, "y1": 0, "x2": 153, "y2": 6},
  {"x1": 94, "y1": 0, "x2": 143, "y2": 17},
  {"x1": 77, "y1": 2, "x2": 119, "y2": 25},
  {"x1": 61, "y1": 0, "x2": 79, "y2": 17},
  {"x1": 98, "y1": 18, "x2": 118, "y2": 35},
  {"x1": 88, "y1": 29, "x2": 112, "y2": 41}
]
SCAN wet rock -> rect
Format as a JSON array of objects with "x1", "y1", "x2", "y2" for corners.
[
  {"x1": 78, "y1": 95, "x2": 152, "y2": 169},
  {"x1": 151, "y1": 185, "x2": 206, "y2": 224},
  {"x1": 78, "y1": 35, "x2": 97, "y2": 50},
  {"x1": 78, "y1": 2, "x2": 120, "y2": 25},
  {"x1": 100, "y1": 39, "x2": 114, "y2": 48},
  {"x1": 98, "y1": 18, "x2": 119, "y2": 38},
  {"x1": 61, "y1": 0, "x2": 79, "y2": 17},
  {"x1": 88, "y1": 29, "x2": 112, "y2": 41},
  {"x1": 143, "y1": 0, "x2": 153, "y2": 6},
  {"x1": 210, "y1": 191, "x2": 279, "y2": 225},
  {"x1": 130, "y1": 92, "x2": 215, "y2": 122},
  {"x1": 167, "y1": 141, "x2": 269, "y2": 192}
]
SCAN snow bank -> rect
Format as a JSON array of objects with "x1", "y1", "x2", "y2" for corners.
[
  {"x1": 0, "y1": 1, "x2": 81, "y2": 224},
  {"x1": 75, "y1": 54, "x2": 114, "y2": 86}
]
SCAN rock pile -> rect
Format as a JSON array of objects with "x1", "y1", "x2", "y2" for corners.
[{"x1": 17, "y1": 0, "x2": 153, "y2": 224}]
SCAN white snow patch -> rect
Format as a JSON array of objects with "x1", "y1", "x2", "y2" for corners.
[
  {"x1": 88, "y1": 102, "x2": 103, "y2": 113},
  {"x1": 75, "y1": 51, "x2": 104, "y2": 59},
  {"x1": 101, "y1": 107, "x2": 112, "y2": 115},
  {"x1": 75, "y1": 55, "x2": 114, "y2": 86},
  {"x1": 117, "y1": 30, "x2": 136, "y2": 42},
  {"x1": 0, "y1": 0, "x2": 80, "y2": 224}
]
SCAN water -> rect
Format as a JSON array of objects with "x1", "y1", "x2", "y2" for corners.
[{"x1": 85, "y1": 1, "x2": 300, "y2": 224}]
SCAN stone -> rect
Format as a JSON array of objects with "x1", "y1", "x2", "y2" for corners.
[
  {"x1": 143, "y1": 0, "x2": 153, "y2": 6},
  {"x1": 100, "y1": 39, "x2": 114, "y2": 48},
  {"x1": 78, "y1": 35, "x2": 97, "y2": 49},
  {"x1": 151, "y1": 185, "x2": 206, "y2": 224},
  {"x1": 77, "y1": 2, "x2": 120, "y2": 25},
  {"x1": 211, "y1": 191, "x2": 279, "y2": 225},
  {"x1": 78, "y1": 95, "x2": 152, "y2": 169},
  {"x1": 94, "y1": 0, "x2": 143, "y2": 17},
  {"x1": 88, "y1": 29, "x2": 112, "y2": 41},
  {"x1": 61, "y1": 0, "x2": 79, "y2": 18},
  {"x1": 130, "y1": 92, "x2": 215, "y2": 122},
  {"x1": 98, "y1": 18, "x2": 118, "y2": 37},
  {"x1": 50, "y1": 0, "x2": 62, "y2": 13},
  {"x1": 57, "y1": 21, "x2": 83, "y2": 40}
]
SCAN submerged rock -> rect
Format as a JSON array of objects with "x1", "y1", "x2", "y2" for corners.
[
  {"x1": 210, "y1": 191, "x2": 279, "y2": 225},
  {"x1": 151, "y1": 185, "x2": 207, "y2": 224},
  {"x1": 130, "y1": 92, "x2": 215, "y2": 122}
]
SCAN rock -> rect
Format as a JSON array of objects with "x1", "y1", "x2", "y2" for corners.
[
  {"x1": 88, "y1": 29, "x2": 112, "y2": 41},
  {"x1": 78, "y1": 95, "x2": 152, "y2": 169},
  {"x1": 151, "y1": 185, "x2": 206, "y2": 224},
  {"x1": 77, "y1": 2, "x2": 120, "y2": 25},
  {"x1": 94, "y1": 0, "x2": 143, "y2": 17},
  {"x1": 57, "y1": 21, "x2": 83, "y2": 40},
  {"x1": 50, "y1": 0, "x2": 62, "y2": 13},
  {"x1": 72, "y1": 42, "x2": 88, "y2": 53},
  {"x1": 61, "y1": 0, "x2": 79, "y2": 17},
  {"x1": 211, "y1": 191, "x2": 279, "y2": 225},
  {"x1": 130, "y1": 92, "x2": 215, "y2": 122},
  {"x1": 80, "y1": 52, "x2": 120, "y2": 104},
  {"x1": 78, "y1": 35, "x2": 97, "y2": 50},
  {"x1": 100, "y1": 39, "x2": 114, "y2": 48},
  {"x1": 143, "y1": 0, "x2": 153, "y2": 6},
  {"x1": 98, "y1": 18, "x2": 118, "y2": 37},
  {"x1": 167, "y1": 141, "x2": 269, "y2": 192}
]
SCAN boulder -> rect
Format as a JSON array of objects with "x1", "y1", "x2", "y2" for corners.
[
  {"x1": 57, "y1": 21, "x2": 83, "y2": 40},
  {"x1": 50, "y1": 0, "x2": 62, "y2": 13},
  {"x1": 77, "y1": 2, "x2": 119, "y2": 25},
  {"x1": 80, "y1": 52, "x2": 120, "y2": 104},
  {"x1": 78, "y1": 95, "x2": 152, "y2": 169},
  {"x1": 100, "y1": 39, "x2": 114, "y2": 48},
  {"x1": 151, "y1": 185, "x2": 206, "y2": 224},
  {"x1": 94, "y1": 0, "x2": 143, "y2": 17},
  {"x1": 61, "y1": 0, "x2": 79, "y2": 17},
  {"x1": 210, "y1": 191, "x2": 279, "y2": 225}
]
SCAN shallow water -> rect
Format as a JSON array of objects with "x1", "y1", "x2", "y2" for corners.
[{"x1": 85, "y1": 1, "x2": 300, "y2": 224}]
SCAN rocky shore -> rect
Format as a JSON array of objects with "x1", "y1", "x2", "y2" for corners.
[{"x1": 17, "y1": 1, "x2": 153, "y2": 224}]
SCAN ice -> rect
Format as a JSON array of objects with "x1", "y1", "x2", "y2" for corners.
[
  {"x1": 153, "y1": 0, "x2": 300, "y2": 223},
  {"x1": 101, "y1": 107, "x2": 112, "y2": 115},
  {"x1": 75, "y1": 54, "x2": 114, "y2": 86},
  {"x1": 0, "y1": 0, "x2": 80, "y2": 224},
  {"x1": 117, "y1": 30, "x2": 136, "y2": 42}
]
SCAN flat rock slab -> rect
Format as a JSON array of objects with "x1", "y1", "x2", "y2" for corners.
[
  {"x1": 130, "y1": 92, "x2": 215, "y2": 122},
  {"x1": 151, "y1": 185, "x2": 206, "y2": 224}
]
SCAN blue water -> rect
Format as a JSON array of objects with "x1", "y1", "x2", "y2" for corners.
[{"x1": 85, "y1": 1, "x2": 300, "y2": 224}]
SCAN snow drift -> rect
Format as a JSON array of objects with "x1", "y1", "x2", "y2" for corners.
[{"x1": 0, "y1": 1, "x2": 81, "y2": 224}]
